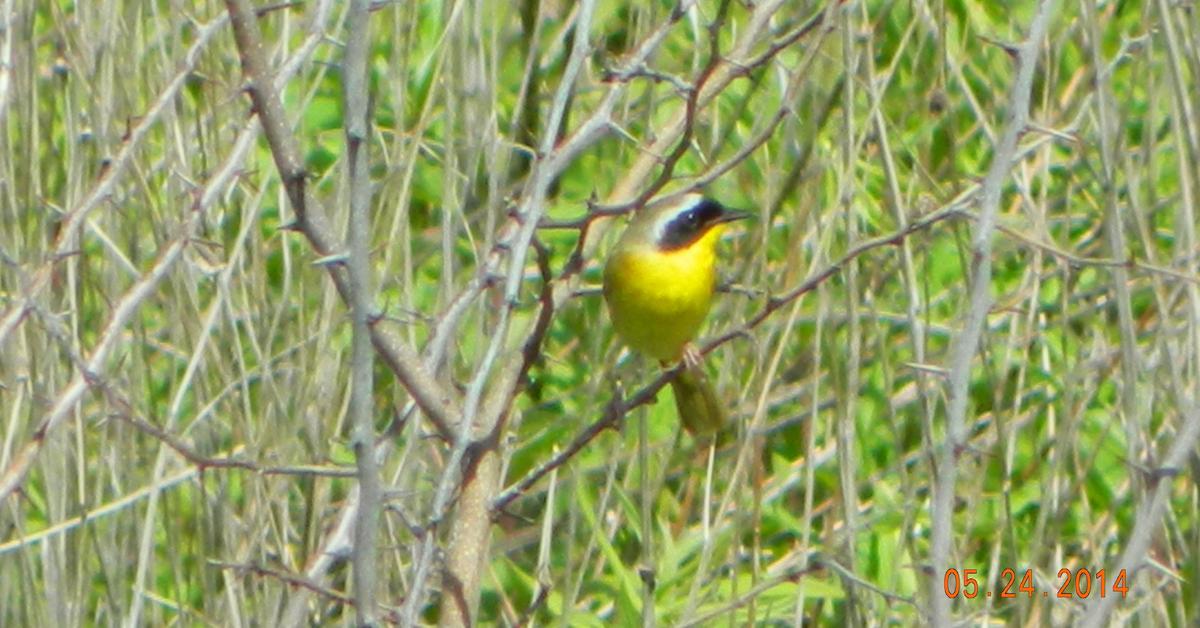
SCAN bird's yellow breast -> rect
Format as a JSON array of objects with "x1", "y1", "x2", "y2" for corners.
[{"x1": 603, "y1": 228, "x2": 723, "y2": 362}]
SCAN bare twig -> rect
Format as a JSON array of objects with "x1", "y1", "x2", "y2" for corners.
[
  {"x1": 0, "y1": 14, "x2": 228, "y2": 349},
  {"x1": 538, "y1": 3, "x2": 833, "y2": 232},
  {"x1": 343, "y1": 1, "x2": 380, "y2": 623},
  {"x1": 0, "y1": 463, "x2": 200, "y2": 556},
  {"x1": 1079, "y1": 0, "x2": 1200, "y2": 623},
  {"x1": 222, "y1": 0, "x2": 460, "y2": 442},
  {"x1": 0, "y1": 0, "x2": 14, "y2": 125},
  {"x1": 1079, "y1": 406, "x2": 1200, "y2": 625},
  {"x1": 835, "y1": 6, "x2": 863, "y2": 620},
  {"x1": 210, "y1": 561, "x2": 403, "y2": 624},
  {"x1": 426, "y1": 2, "x2": 600, "y2": 623},
  {"x1": 0, "y1": 235, "x2": 194, "y2": 504},
  {"x1": 929, "y1": 2, "x2": 1057, "y2": 625}
]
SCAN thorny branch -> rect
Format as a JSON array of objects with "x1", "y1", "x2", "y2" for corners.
[
  {"x1": 929, "y1": 1, "x2": 1057, "y2": 624},
  {"x1": 211, "y1": 561, "x2": 404, "y2": 625},
  {"x1": 224, "y1": 0, "x2": 461, "y2": 442}
]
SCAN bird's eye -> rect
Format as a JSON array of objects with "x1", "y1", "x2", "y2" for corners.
[{"x1": 685, "y1": 210, "x2": 699, "y2": 225}]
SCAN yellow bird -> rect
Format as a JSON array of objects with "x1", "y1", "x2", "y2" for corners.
[{"x1": 603, "y1": 193, "x2": 749, "y2": 435}]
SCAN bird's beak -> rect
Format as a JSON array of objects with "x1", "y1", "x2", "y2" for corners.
[{"x1": 716, "y1": 208, "x2": 753, "y2": 224}]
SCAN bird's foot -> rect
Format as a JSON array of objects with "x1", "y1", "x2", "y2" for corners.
[{"x1": 681, "y1": 343, "x2": 703, "y2": 372}]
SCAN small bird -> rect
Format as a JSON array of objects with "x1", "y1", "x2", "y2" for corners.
[{"x1": 603, "y1": 193, "x2": 749, "y2": 435}]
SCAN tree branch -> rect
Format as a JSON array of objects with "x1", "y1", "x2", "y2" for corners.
[
  {"x1": 929, "y1": 2, "x2": 1057, "y2": 624},
  {"x1": 343, "y1": 0, "x2": 381, "y2": 624}
]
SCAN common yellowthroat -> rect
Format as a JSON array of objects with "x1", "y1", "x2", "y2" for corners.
[{"x1": 603, "y1": 193, "x2": 749, "y2": 435}]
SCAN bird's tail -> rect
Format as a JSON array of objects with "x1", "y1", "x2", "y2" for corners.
[{"x1": 670, "y1": 362, "x2": 726, "y2": 437}]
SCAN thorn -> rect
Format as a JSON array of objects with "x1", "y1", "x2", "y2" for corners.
[
  {"x1": 311, "y1": 252, "x2": 349, "y2": 267},
  {"x1": 978, "y1": 35, "x2": 1020, "y2": 60}
]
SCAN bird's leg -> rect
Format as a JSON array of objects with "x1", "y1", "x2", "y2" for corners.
[{"x1": 680, "y1": 342, "x2": 703, "y2": 372}]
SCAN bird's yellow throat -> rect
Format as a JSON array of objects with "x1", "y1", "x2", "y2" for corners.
[{"x1": 603, "y1": 225, "x2": 725, "y2": 362}]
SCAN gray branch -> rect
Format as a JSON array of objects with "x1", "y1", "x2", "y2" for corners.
[{"x1": 929, "y1": 1, "x2": 1058, "y2": 624}]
